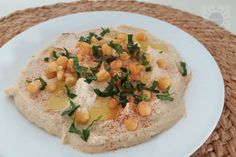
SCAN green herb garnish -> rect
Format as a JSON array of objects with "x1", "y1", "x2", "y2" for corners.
[
  {"x1": 147, "y1": 81, "x2": 159, "y2": 93},
  {"x1": 140, "y1": 53, "x2": 149, "y2": 65},
  {"x1": 119, "y1": 92, "x2": 129, "y2": 108},
  {"x1": 90, "y1": 62, "x2": 102, "y2": 74},
  {"x1": 92, "y1": 45, "x2": 102, "y2": 58},
  {"x1": 127, "y1": 34, "x2": 140, "y2": 54},
  {"x1": 44, "y1": 57, "x2": 49, "y2": 62},
  {"x1": 69, "y1": 116, "x2": 102, "y2": 142},
  {"x1": 79, "y1": 32, "x2": 102, "y2": 44},
  {"x1": 94, "y1": 75, "x2": 120, "y2": 97},
  {"x1": 103, "y1": 56, "x2": 117, "y2": 63},
  {"x1": 134, "y1": 93, "x2": 148, "y2": 104},
  {"x1": 108, "y1": 41, "x2": 123, "y2": 54},
  {"x1": 73, "y1": 57, "x2": 88, "y2": 77},
  {"x1": 145, "y1": 66, "x2": 152, "y2": 72},
  {"x1": 61, "y1": 100, "x2": 80, "y2": 117},
  {"x1": 105, "y1": 64, "x2": 111, "y2": 72},
  {"x1": 177, "y1": 61, "x2": 187, "y2": 76},
  {"x1": 136, "y1": 81, "x2": 146, "y2": 91},
  {"x1": 84, "y1": 73, "x2": 97, "y2": 83},
  {"x1": 156, "y1": 94, "x2": 174, "y2": 101},
  {"x1": 52, "y1": 50, "x2": 59, "y2": 60},
  {"x1": 35, "y1": 77, "x2": 47, "y2": 90},
  {"x1": 65, "y1": 85, "x2": 77, "y2": 99},
  {"x1": 100, "y1": 27, "x2": 110, "y2": 37},
  {"x1": 63, "y1": 47, "x2": 70, "y2": 58}
]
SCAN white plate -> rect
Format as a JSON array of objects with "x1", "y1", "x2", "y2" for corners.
[{"x1": 0, "y1": 11, "x2": 224, "y2": 157}]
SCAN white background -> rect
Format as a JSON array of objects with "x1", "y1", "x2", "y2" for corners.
[{"x1": 0, "y1": 0, "x2": 235, "y2": 34}]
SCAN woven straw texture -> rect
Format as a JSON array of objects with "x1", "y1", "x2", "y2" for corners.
[{"x1": 0, "y1": 0, "x2": 236, "y2": 156}]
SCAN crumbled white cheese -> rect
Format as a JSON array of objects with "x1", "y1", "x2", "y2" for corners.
[{"x1": 74, "y1": 78, "x2": 97, "y2": 109}]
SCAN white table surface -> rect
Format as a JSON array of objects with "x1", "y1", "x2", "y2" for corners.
[{"x1": 0, "y1": 0, "x2": 235, "y2": 34}]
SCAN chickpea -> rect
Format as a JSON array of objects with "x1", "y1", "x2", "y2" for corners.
[
  {"x1": 65, "y1": 76, "x2": 77, "y2": 87},
  {"x1": 67, "y1": 59, "x2": 74, "y2": 72},
  {"x1": 44, "y1": 69, "x2": 56, "y2": 79},
  {"x1": 57, "y1": 65, "x2": 64, "y2": 71},
  {"x1": 135, "y1": 31, "x2": 148, "y2": 41},
  {"x1": 117, "y1": 33, "x2": 126, "y2": 42},
  {"x1": 91, "y1": 36, "x2": 99, "y2": 43},
  {"x1": 110, "y1": 59, "x2": 122, "y2": 70},
  {"x1": 57, "y1": 70, "x2": 65, "y2": 81},
  {"x1": 77, "y1": 52, "x2": 85, "y2": 62},
  {"x1": 27, "y1": 82, "x2": 40, "y2": 94},
  {"x1": 96, "y1": 69, "x2": 111, "y2": 82},
  {"x1": 79, "y1": 42, "x2": 91, "y2": 55},
  {"x1": 158, "y1": 76, "x2": 171, "y2": 91},
  {"x1": 120, "y1": 52, "x2": 130, "y2": 61},
  {"x1": 114, "y1": 39, "x2": 122, "y2": 44},
  {"x1": 75, "y1": 108, "x2": 90, "y2": 124},
  {"x1": 124, "y1": 118, "x2": 138, "y2": 131},
  {"x1": 65, "y1": 72, "x2": 74, "y2": 78},
  {"x1": 128, "y1": 62, "x2": 142, "y2": 75},
  {"x1": 140, "y1": 75, "x2": 148, "y2": 84},
  {"x1": 137, "y1": 102, "x2": 151, "y2": 117},
  {"x1": 46, "y1": 83, "x2": 57, "y2": 93},
  {"x1": 156, "y1": 59, "x2": 167, "y2": 69},
  {"x1": 47, "y1": 61, "x2": 58, "y2": 72},
  {"x1": 56, "y1": 56, "x2": 68, "y2": 69},
  {"x1": 108, "y1": 98, "x2": 118, "y2": 109},
  {"x1": 143, "y1": 90, "x2": 152, "y2": 100},
  {"x1": 102, "y1": 44, "x2": 113, "y2": 57}
]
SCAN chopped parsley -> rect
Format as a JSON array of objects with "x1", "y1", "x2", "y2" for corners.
[
  {"x1": 94, "y1": 75, "x2": 120, "y2": 97},
  {"x1": 127, "y1": 34, "x2": 140, "y2": 54},
  {"x1": 134, "y1": 93, "x2": 148, "y2": 104},
  {"x1": 104, "y1": 56, "x2": 117, "y2": 63},
  {"x1": 90, "y1": 63, "x2": 102, "y2": 74},
  {"x1": 177, "y1": 61, "x2": 187, "y2": 76},
  {"x1": 145, "y1": 66, "x2": 152, "y2": 72},
  {"x1": 65, "y1": 85, "x2": 77, "y2": 99},
  {"x1": 119, "y1": 91, "x2": 129, "y2": 108},
  {"x1": 84, "y1": 73, "x2": 97, "y2": 83},
  {"x1": 62, "y1": 47, "x2": 70, "y2": 58},
  {"x1": 136, "y1": 81, "x2": 146, "y2": 91},
  {"x1": 73, "y1": 57, "x2": 88, "y2": 77},
  {"x1": 61, "y1": 100, "x2": 80, "y2": 117},
  {"x1": 52, "y1": 50, "x2": 59, "y2": 60},
  {"x1": 69, "y1": 116, "x2": 102, "y2": 142},
  {"x1": 156, "y1": 93, "x2": 174, "y2": 101},
  {"x1": 79, "y1": 32, "x2": 102, "y2": 43},
  {"x1": 100, "y1": 27, "x2": 110, "y2": 37},
  {"x1": 108, "y1": 41, "x2": 123, "y2": 54},
  {"x1": 156, "y1": 86, "x2": 174, "y2": 101},
  {"x1": 140, "y1": 53, "x2": 149, "y2": 65},
  {"x1": 92, "y1": 45, "x2": 102, "y2": 58},
  {"x1": 104, "y1": 64, "x2": 111, "y2": 72},
  {"x1": 35, "y1": 77, "x2": 47, "y2": 90},
  {"x1": 147, "y1": 81, "x2": 159, "y2": 93},
  {"x1": 44, "y1": 57, "x2": 49, "y2": 62}
]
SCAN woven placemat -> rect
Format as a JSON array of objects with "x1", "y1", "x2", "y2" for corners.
[{"x1": 0, "y1": 0, "x2": 236, "y2": 156}]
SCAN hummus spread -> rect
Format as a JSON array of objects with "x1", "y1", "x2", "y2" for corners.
[{"x1": 5, "y1": 25, "x2": 191, "y2": 153}]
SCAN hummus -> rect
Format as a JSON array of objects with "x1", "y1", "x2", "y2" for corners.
[{"x1": 5, "y1": 25, "x2": 191, "y2": 153}]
